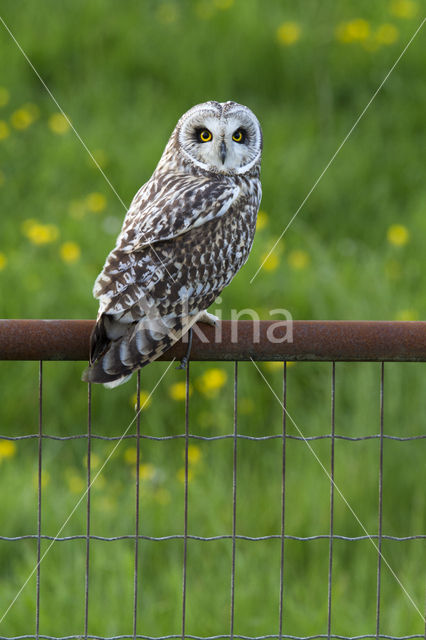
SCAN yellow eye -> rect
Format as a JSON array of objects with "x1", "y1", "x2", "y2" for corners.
[
  {"x1": 232, "y1": 130, "x2": 244, "y2": 143},
  {"x1": 199, "y1": 129, "x2": 212, "y2": 142}
]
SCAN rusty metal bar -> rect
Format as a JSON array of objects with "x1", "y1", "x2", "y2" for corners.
[{"x1": 0, "y1": 320, "x2": 425, "y2": 362}]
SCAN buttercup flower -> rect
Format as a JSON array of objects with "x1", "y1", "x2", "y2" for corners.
[
  {"x1": 375, "y1": 23, "x2": 399, "y2": 44},
  {"x1": 277, "y1": 22, "x2": 301, "y2": 46},
  {"x1": 390, "y1": 0, "x2": 418, "y2": 18},
  {"x1": 22, "y1": 220, "x2": 59, "y2": 245},
  {"x1": 177, "y1": 467, "x2": 194, "y2": 483},
  {"x1": 124, "y1": 447, "x2": 138, "y2": 465},
  {"x1": 130, "y1": 390, "x2": 152, "y2": 410},
  {"x1": 260, "y1": 250, "x2": 280, "y2": 272},
  {"x1": 256, "y1": 210, "x2": 268, "y2": 231},
  {"x1": 139, "y1": 463, "x2": 156, "y2": 480},
  {"x1": 387, "y1": 224, "x2": 409, "y2": 246},
  {"x1": 48, "y1": 112, "x2": 71, "y2": 134},
  {"x1": 60, "y1": 241, "x2": 81, "y2": 263},
  {"x1": 0, "y1": 440, "x2": 16, "y2": 460},
  {"x1": 0, "y1": 121, "x2": 10, "y2": 140},
  {"x1": 186, "y1": 444, "x2": 202, "y2": 464},
  {"x1": 288, "y1": 249, "x2": 310, "y2": 270},
  {"x1": 197, "y1": 368, "x2": 227, "y2": 397},
  {"x1": 169, "y1": 381, "x2": 192, "y2": 400},
  {"x1": 395, "y1": 309, "x2": 418, "y2": 321},
  {"x1": 11, "y1": 104, "x2": 39, "y2": 130},
  {"x1": 86, "y1": 192, "x2": 107, "y2": 213},
  {"x1": 336, "y1": 19, "x2": 370, "y2": 43},
  {"x1": 0, "y1": 252, "x2": 7, "y2": 271}
]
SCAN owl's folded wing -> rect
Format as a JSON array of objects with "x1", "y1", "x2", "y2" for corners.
[{"x1": 119, "y1": 175, "x2": 240, "y2": 252}]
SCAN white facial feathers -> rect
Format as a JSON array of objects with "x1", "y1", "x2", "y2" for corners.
[{"x1": 175, "y1": 101, "x2": 262, "y2": 174}]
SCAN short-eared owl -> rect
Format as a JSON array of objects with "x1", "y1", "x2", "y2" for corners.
[{"x1": 82, "y1": 101, "x2": 262, "y2": 387}]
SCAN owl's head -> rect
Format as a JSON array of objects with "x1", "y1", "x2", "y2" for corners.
[{"x1": 172, "y1": 101, "x2": 262, "y2": 175}]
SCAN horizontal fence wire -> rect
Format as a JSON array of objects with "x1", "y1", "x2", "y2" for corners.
[{"x1": 0, "y1": 321, "x2": 425, "y2": 640}]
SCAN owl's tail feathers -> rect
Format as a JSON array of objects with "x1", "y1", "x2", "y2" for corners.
[{"x1": 82, "y1": 314, "x2": 198, "y2": 388}]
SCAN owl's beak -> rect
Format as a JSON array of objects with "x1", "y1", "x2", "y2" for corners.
[{"x1": 220, "y1": 140, "x2": 227, "y2": 164}]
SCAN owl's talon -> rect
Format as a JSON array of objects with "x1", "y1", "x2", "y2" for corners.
[
  {"x1": 197, "y1": 311, "x2": 219, "y2": 326},
  {"x1": 176, "y1": 327, "x2": 193, "y2": 370}
]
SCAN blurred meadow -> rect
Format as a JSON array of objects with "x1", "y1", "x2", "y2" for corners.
[{"x1": 0, "y1": 0, "x2": 425, "y2": 637}]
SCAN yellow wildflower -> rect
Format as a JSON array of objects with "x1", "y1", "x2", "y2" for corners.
[
  {"x1": 0, "y1": 87, "x2": 10, "y2": 107},
  {"x1": 22, "y1": 220, "x2": 59, "y2": 245},
  {"x1": 124, "y1": 446, "x2": 138, "y2": 465},
  {"x1": 84, "y1": 453, "x2": 101, "y2": 469},
  {"x1": 48, "y1": 113, "x2": 71, "y2": 135},
  {"x1": 375, "y1": 23, "x2": 399, "y2": 44},
  {"x1": 214, "y1": 0, "x2": 234, "y2": 9},
  {"x1": 156, "y1": 2, "x2": 178, "y2": 23},
  {"x1": 260, "y1": 250, "x2": 280, "y2": 272},
  {"x1": 387, "y1": 224, "x2": 409, "y2": 247},
  {"x1": 177, "y1": 467, "x2": 194, "y2": 483},
  {"x1": 68, "y1": 199, "x2": 86, "y2": 220},
  {"x1": 66, "y1": 471, "x2": 85, "y2": 494},
  {"x1": 0, "y1": 252, "x2": 7, "y2": 270},
  {"x1": 33, "y1": 470, "x2": 50, "y2": 489},
  {"x1": 336, "y1": 19, "x2": 370, "y2": 43},
  {"x1": 139, "y1": 463, "x2": 156, "y2": 480},
  {"x1": 277, "y1": 22, "x2": 301, "y2": 46},
  {"x1": 169, "y1": 381, "x2": 192, "y2": 401},
  {"x1": 130, "y1": 389, "x2": 152, "y2": 410},
  {"x1": 264, "y1": 361, "x2": 295, "y2": 372},
  {"x1": 197, "y1": 367, "x2": 227, "y2": 397},
  {"x1": 0, "y1": 120, "x2": 10, "y2": 140},
  {"x1": 395, "y1": 309, "x2": 419, "y2": 321},
  {"x1": 0, "y1": 440, "x2": 16, "y2": 460},
  {"x1": 60, "y1": 241, "x2": 81, "y2": 263},
  {"x1": 11, "y1": 106, "x2": 37, "y2": 130},
  {"x1": 155, "y1": 488, "x2": 171, "y2": 505},
  {"x1": 256, "y1": 210, "x2": 268, "y2": 231},
  {"x1": 186, "y1": 444, "x2": 202, "y2": 464},
  {"x1": 390, "y1": 0, "x2": 418, "y2": 18},
  {"x1": 86, "y1": 192, "x2": 107, "y2": 213},
  {"x1": 288, "y1": 249, "x2": 310, "y2": 270}
]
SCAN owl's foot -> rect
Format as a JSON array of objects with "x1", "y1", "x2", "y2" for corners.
[
  {"x1": 176, "y1": 327, "x2": 193, "y2": 370},
  {"x1": 197, "y1": 311, "x2": 219, "y2": 326}
]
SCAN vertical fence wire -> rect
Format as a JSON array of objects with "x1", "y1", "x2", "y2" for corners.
[
  {"x1": 36, "y1": 361, "x2": 43, "y2": 640},
  {"x1": 84, "y1": 382, "x2": 92, "y2": 640},
  {"x1": 230, "y1": 362, "x2": 238, "y2": 640},
  {"x1": 181, "y1": 363, "x2": 190, "y2": 640},
  {"x1": 376, "y1": 362, "x2": 385, "y2": 639},
  {"x1": 133, "y1": 371, "x2": 141, "y2": 639},
  {"x1": 327, "y1": 363, "x2": 336, "y2": 640},
  {"x1": 278, "y1": 362, "x2": 287, "y2": 640}
]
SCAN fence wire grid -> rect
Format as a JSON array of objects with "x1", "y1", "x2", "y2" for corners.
[{"x1": 0, "y1": 320, "x2": 425, "y2": 640}]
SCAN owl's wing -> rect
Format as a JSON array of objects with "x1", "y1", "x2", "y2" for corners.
[{"x1": 121, "y1": 175, "x2": 240, "y2": 251}]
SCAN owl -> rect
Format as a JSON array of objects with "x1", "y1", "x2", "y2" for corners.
[{"x1": 82, "y1": 100, "x2": 262, "y2": 387}]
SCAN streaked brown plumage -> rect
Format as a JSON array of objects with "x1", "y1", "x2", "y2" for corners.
[{"x1": 82, "y1": 101, "x2": 262, "y2": 387}]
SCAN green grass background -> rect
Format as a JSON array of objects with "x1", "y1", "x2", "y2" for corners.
[{"x1": 0, "y1": 0, "x2": 425, "y2": 637}]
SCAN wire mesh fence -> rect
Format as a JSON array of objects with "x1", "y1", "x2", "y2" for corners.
[{"x1": 0, "y1": 320, "x2": 425, "y2": 640}]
